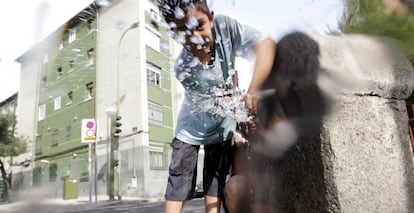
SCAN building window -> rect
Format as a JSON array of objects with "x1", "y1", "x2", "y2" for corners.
[
  {"x1": 148, "y1": 101, "x2": 163, "y2": 126},
  {"x1": 59, "y1": 41, "x2": 64, "y2": 50},
  {"x1": 67, "y1": 91, "x2": 73, "y2": 105},
  {"x1": 68, "y1": 29, "x2": 76, "y2": 43},
  {"x1": 86, "y1": 82, "x2": 94, "y2": 99},
  {"x1": 87, "y1": 19, "x2": 95, "y2": 31},
  {"x1": 150, "y1": 8, "x2": 160, "y2": 22},
  {"x1": 68, "y1": 60, "x2": 74, "y2": 72},
  {"x1": 149, "y1": 142, "x2": 165, "y2": 169},
  {"x1": 43, "y1": 54, "x2": 48, "y2": 64},
  {"x1": 145, "y1": 28, "x2": 160, "y2": 52},
  {"x1": 86, "y1": 48, "x2": 94, "y2": 66},
  {"x1": 147, "y1": 0, "x2": 160, "y2": 24},
  {"x1": 54, "y1": 96, "x2": 61, "y2": 111},
  {"x1": 38, "y1": 104, "x2": 46, "y2": 121},
  {"x1": 41, "y1": 75, "x2": 47, "y2": 84},
  {"x1": 65, "y1": 125, "x2": 72, "y2": 141},
  {"x1": 49, "y1": 163, "x2": 58, "y2": 182},
  {"x1": 150, "y1": 151, "x2": 164, "y2": 169},
  {"x1": 51, "y1": 129, "x2": 59, "y2": 147},
  {"x1": 33, "y1": 167, "x2": 42, "y2": 186},
  {"x1": 35, "y1": 135, "x2": 42, "y2": 154},
  {"x1": 147, "y1": 64, "x2": 161, "y2": 88},
  {"x1": 57, "y1": 66, "x2": 62, "y2": 77}
]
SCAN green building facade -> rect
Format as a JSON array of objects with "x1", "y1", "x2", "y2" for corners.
[{"x1": 16, "y1": 0, "x2": 181, "y2": 199}]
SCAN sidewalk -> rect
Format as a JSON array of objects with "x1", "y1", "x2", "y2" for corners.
[{"x1": 0, "y1": 195, "x2": 164, "y2": 213}]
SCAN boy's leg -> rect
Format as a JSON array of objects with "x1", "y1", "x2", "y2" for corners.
[
  {"x1": 205, "y1": 195, "x2": 221, "y2": 213},
  {"x1": 203, "y1": 141, "x2": 232, "y2": 213},
  {"x1": 165, "y1": 200, "x2": 184, "y2": 213},
  {"x1": 165, "y1": 138, "x2": 199, "y2": 213}
]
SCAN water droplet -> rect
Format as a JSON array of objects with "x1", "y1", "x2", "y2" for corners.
[
  {"x1": 189, "y1": 58, "x2": 199, "y2": 67},
  {"x1": 169, "y1": 22, "x2": 177, "y2": 29},
  {"x1": 175, "y1": 31, "x2": 186, "y2": 44},
  {"x1": 176, "y1": 58, "x2": 184, "y2": 65},
  {"x1": 160, "y1": 42, "x2": 169, "y2": 51},
  {"x1": 174, "y1": 7, "x2": 185, "y2": 19},
  {"x1": 166, "y1": 31, "x2": 175, "y2": 38},
  {"x1": 177, "y1": 71, "x2": 190, "y2": 81},
  {"x1": 95, "y1": 0, "x2": 111, "y2": 7},
  {"x1": 235, "y1": 49, "x2": 242, "y2": 56},
  {"x1": 190, "y1": 36, "x2": 203, "y2": 44}
]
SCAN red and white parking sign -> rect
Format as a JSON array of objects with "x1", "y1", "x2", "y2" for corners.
[{"x1": 81, "y1": 119, "x2": 96, "y2": 143}]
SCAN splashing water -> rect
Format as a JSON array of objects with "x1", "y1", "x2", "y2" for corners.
[
  {"x1": 168, "y1": 22, "x2": 177, "y2": 30},
  {"x1": 95, "y1": 0, "x2": 111, "y2": 7},
  {"x1": 190, "y1": 36, "x2": 203, "y2": 45},
  {"x1": 176, "y1": 58, "x2": 184, "y2": 66},
  {"x1": 235, "y1": 49, "x2": 242, "y2": 57},
  {"x1": 166, "y1": 30, "x2": 175, "y2": 39},
  {"x1": 205, "y1": 86, "x2": 249, "y2": 122},
  {"x1": 177, "y1": 71, "x2": 191, "y2": 82},
  {"x1": 212, "y1": 92, "x2": 249, "y2": 122},
  {"x1": 189, "y1": 57, "x2": 200, "y2": 67},
  {"x1": 174, "y1": 7, "x2": 185, "y2": 19},
  {"x1": 174, "y1": 31, "x2": 186, "y2": 44},
  {"x1": 186, "y1": 16, "x2": 199, "y2": 29}
]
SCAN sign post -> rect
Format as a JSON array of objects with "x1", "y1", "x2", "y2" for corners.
[
  {"x1": 82, "y1": 119, "x2": 96, "y2": 143},
  {"x1": 81, "y1": 119, "x2": 96, "y2": 204}
]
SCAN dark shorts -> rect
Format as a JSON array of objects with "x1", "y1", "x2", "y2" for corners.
[{"x1": 165, "y1": 138, "x2": 232, "y2": 201}]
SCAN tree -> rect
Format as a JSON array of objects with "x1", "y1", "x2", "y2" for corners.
[
  {"x1": 340, "y1": 0, "x2": 414, "y2": 116},
  {"x1": 0, "y1": 113, "x2": 27, "y2": 203}
]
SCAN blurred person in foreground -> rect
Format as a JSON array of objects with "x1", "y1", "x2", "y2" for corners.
[
  {"x1": 159, "y1": 0, "x2": 276, "y2": 212},
  {"x1": 224, "y1": 31, "x2": 329, "y2": 213}
]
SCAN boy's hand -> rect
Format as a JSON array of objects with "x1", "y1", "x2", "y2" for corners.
[
  {"x1": 232, "y1": 131, "x2": 247, "y2": 145},
  {"x1": 238, "y1": 115, "x2": 258, "y2": 134},
  {"x1": 242, "y1": 93, "x2": 260, "y2": 117},
  {"x1": 242, "y1": 89, "x2": 276, "y2": 116}
]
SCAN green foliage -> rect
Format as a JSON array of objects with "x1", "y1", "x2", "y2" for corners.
[
  {"x1": 0, "y1": 114, "x2": 27, "y2": 157},
  {"x1": 341, "y1": 0, "x2": 414, "y2": 63}
]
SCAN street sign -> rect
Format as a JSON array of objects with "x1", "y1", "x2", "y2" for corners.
[{"x1": 81, "y1": 119, "x2": 96, "y2": 143}]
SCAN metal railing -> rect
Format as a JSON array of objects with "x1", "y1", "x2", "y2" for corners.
[{"x1": 408, "y1": 104, "x2": 414, "y2": 156}]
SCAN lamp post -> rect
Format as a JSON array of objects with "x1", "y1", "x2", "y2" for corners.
[
  {"x1": 113, "y1": 21, "x2": 140, "y2": 201},
  {"x1": 105, "y1": 106, "x2": 116, "y2": 200},
  {"x1": 116, "y1": 21, "x2": 140, "y2": 118}
]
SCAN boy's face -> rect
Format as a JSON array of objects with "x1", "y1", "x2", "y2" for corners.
[{"x1": 172, "y1": 7, "x2": 214, "y2": 61}]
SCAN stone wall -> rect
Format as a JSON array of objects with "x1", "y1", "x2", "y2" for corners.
[{"x1": 271, "y1": 34, "x2": 414, "y2": 212}]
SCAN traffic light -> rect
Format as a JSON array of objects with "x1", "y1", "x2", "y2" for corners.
[
  {"x1": 113, "y1": 159, "x2": 119, "y2": 167},
  {"x1": 113, "y1": 115, "x2": 122, "y2": 137}
]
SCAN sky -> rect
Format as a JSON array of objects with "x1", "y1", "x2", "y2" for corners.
[{"x1": 0, "y1": 0, "x2": 344, "y2": 101}]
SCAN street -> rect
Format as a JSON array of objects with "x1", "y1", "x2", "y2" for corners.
[
  {"x1": 69, "y1": 199, "x2": 206, "y2": 213},
  {"x1": 1, "y1": 198, "x2": 206, "y2": 213}
]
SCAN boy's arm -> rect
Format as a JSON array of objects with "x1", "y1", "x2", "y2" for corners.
[{"x1": 245, "y1": 38, "x2": 276, "y2": 114}]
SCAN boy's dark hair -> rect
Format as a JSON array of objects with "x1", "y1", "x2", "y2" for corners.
[
  {"x1": 160, "y1": 0, "x2": 211, "y2": 24},
  {"x1": 260, "y1": 32, "x2": 328, "y2": 131}
]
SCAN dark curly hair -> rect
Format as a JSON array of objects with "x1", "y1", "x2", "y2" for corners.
[
  {"x1": 160, "y1": 0, "x2": 211, "y2": 24},
  {"x1": 260, "y1": 32, "x2": 328, "y2": 131}
]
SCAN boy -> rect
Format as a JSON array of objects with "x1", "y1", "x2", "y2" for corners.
[{"x1": 160, "y1": 0, "x2": 276, "y2": 212}]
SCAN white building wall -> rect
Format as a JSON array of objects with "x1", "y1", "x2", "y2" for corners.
[
  {"x1": 95, "y1": 0, "x2": 152, "y2": 198},
  {"x1": 14, "y1": 48, "x2": 44, "y2": 195}
]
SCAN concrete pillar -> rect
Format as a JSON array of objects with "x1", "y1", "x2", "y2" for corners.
[{"x1": 274, "y1": 34, "x2": 414, "y2": 212}]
